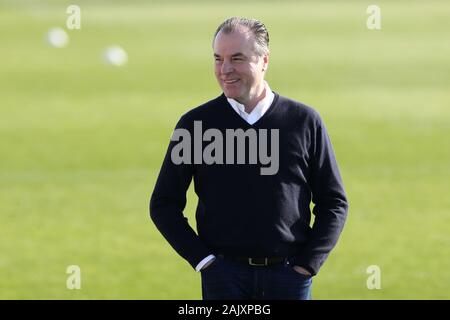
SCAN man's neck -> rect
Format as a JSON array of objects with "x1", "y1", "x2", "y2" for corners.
[{"x1": 238, "y1": 82, "x2": 266, "y2": 114}]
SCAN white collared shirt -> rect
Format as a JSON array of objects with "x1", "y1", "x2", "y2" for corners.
[
  {"x1": 226, "y1": 82, "x2": 275, "y2": 125},
  {"x1": 195, "y1": 82, "x2": 274, "y2": 273}
]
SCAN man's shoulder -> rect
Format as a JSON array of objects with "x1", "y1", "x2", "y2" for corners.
[
  {"x1": 179, "y1": 94, "x2": 225, "y2": 123},
  {"x1": 276, "y1": 93, "x2": 322, "y2": 123}
]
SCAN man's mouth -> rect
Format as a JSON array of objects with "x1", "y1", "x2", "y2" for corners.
[{"x1": 223, "y1": 79, "x2": 240, "y2": 84}]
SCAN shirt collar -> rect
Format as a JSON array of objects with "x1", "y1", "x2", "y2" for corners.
[{"x1": 226, "y1": 82, "x2": 274, "y2": 123}]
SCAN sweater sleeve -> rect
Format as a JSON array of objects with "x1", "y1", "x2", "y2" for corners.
[
  {"x1": 292, "y1": 115, "x2": 349, "y2": 276},
  {"x1": 149, "y1": 116, "x2": 212, "y2": 270}
]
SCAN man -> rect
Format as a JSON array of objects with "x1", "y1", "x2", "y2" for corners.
[{"x1": 150, "y1": 17, "x2": 348, "y2": 300}]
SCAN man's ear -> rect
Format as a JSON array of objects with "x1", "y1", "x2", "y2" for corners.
[{"x1": 262, "y1": 53, "x2": 269, "y2": 71}]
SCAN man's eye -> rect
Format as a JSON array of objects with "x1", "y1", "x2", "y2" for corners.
[{"x1": 232, "y1": 58, "x2": 243, "y2": 61}]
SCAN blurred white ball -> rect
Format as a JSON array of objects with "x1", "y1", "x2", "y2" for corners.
[
  {"x1": 103, "y1": 46, "x2": 128, "y2": 66},
  {"x1": 46, "y1": 28, "x2": 69, "y2": 48}
]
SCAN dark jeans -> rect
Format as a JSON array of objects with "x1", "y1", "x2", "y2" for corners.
[{"x1": 201, "y1": 255, "x2": 312, "y2": 300}]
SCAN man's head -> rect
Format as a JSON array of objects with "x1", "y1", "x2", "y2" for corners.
[{"x1": 212, "y1": 17, "x2": 269, "y2": 108}]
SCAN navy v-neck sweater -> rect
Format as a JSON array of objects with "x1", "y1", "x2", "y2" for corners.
[{"x1": 150, "y1": 92, "x2": 348, "y2": 275}]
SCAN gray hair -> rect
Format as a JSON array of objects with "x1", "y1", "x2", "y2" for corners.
[{"x1": 213, "y1": 17, "x2": 269, "y2": 56}]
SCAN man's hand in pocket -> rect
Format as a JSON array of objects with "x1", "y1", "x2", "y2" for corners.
[{"x1": 293, "y1": 265, "x2": 312, "y2": 276}]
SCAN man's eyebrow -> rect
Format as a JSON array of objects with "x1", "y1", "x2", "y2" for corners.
[{"x1": 213, "y1": 53, "x2": 246, "y2": 58}]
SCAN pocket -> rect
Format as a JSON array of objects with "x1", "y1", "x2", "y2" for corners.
[
  {"x1": 290, "y1": 268, "x2": 312, "y2": 280},
  {"x1": 200, "y1": 256, "x2": 222, "y2": 274},
  {"x1": 285, "y1": 263, "x2": 313, "y2": 280}
]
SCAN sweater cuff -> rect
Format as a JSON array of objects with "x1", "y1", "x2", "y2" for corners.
[{"x1": 291, "y1": 255, "x2": 326, "y2": 276}]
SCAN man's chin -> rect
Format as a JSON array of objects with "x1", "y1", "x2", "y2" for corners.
[
  {"x1": 223, "y1": 91, "x2": 241, "y2": 101},
  {"x1": 224, "y1": 93, "x2": 235, "y2": 99}
]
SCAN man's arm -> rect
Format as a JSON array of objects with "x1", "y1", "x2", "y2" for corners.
[
  {"x1": 150, "y1": 116, "x2": 212, "y2": 270},
  {"x1": 195, "y1": 255, "x2": 217, "y2": 272},
  {"x1": 292, "y1": 114, "x2": 349, "y2": 276}
]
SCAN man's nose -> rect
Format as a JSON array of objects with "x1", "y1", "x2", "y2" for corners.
[{"x1": 221, "y1": 60, "x2": 234, "y2": 74}]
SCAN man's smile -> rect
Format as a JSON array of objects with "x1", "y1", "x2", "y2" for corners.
[{"x1": 223, "y1": 79, "x2": 240, "y2": 84}]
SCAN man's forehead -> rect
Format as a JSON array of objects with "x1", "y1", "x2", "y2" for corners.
[{"x1": 213, "y1": 29, "x2": 256, "y2": 55}]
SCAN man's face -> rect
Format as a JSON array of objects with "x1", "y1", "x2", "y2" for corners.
[{"x1": 213, "y1": 28, "x2": 268, "y2": 105}]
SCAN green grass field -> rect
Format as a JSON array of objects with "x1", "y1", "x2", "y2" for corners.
[{"x1": 1, "y1": 0, "x2": 449, "y2": 299}]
